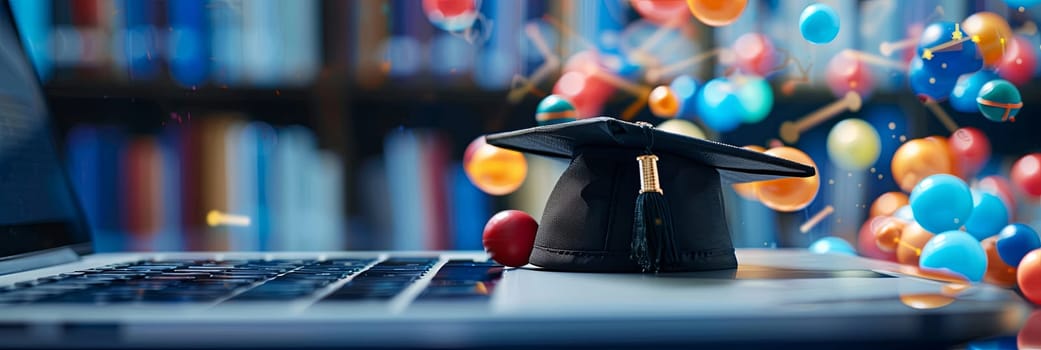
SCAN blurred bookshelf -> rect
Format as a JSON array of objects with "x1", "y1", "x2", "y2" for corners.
[{"x1": 8, "y1": 0, "x2": 1041, "y2": 253}]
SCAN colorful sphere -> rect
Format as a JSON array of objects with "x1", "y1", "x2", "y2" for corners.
[
  {"x1": 631, "y1": 0, "x2": 692, "y2": 27},
  {"x1": 553, "y1": 51, "x2": 616, "y2": 118},
  {"x1": 799, "y1": 3, "x2": 840, "y2": 44},
  {"x1": 915, "y1": 21, "x2": 982, "y2": 76},
  {"x1": 696, "y1": 78, "x2": 744, "y2": 132},
  {"x1": 809, "y1": 237, "x2": 856, "y2": 256},
  {"x1": 919, "y1": 231, "x2": 987, "y2": 282},
  {"x1": 1020, "y1": 311, "x2": 1041, "y2": 349},
  {"x1": 1018, "y1": 249, "x2": 1041, "y2": 304},
  {"x1": 482, "y1": 210, "x2": 538, "y2": 267},
  {"x1": 963, "y1": 192, "x2": 1009, "y2": 240},
  {"x1": 977, "y1": 79, "x2": 1023, "y2": 122},
  {"x1": 648, "y1": 85, "x2": 680, "y2": 118},
  {"x1": 826, "y1": 118, "x2": 881, "y2": 171},
  {"x1": 732, "y1": 145, "x2": 765, "y2": 200},
  {"x1": 756, "y1": 147, "x2": 819, "y2": 212},
  {"x1": 983, "y1": 235, "x2": 1018, "y2": 287},
  {"x1": 858, "y1": 216, "x2": 898, "y2": 261},
  {"x1": 826, "y1": 50, "x2": 874, "y2": 99},
  {"x1": 535, "y1": 95, "x2": 578, "y2": 125},
  {"x1": 656, "y1": 119, "x2": 706, "y2": 139},
  {"x1": 1012, "y1": 153, "x2": 1041, "y2": 197},
  {"x1": 961, "y1": 12, "x2": 1014, "y2": 67},
  {"x1": 422, "y1": 0, "x2": 478, "y2": 31},
  {"x1": 998, "y1": 35, "x2": 1038, "y2": 86},
  {"x1": 996, "y1": 223, "x2": 1041, "y2": 267},
  {"x1": 898, "y1": 223, "x2": 935, "y2": 265},
  {"x1": 891, "y1": 137, "x2": 954, "y2": 192},
  {"x1": 909, "y1": 57, "x2": 958, "y2": 102},
  {"x1": 874, "y1": 218, "x2": 907, "y2": 253},
  {"x1": 977, "y1": 176, "x2": 1017, "y2": 221},
  {"x1": 870, "y1": 192, "x2": 909, "y2": 218},
  {"x1": 910, "y1": 174, "x2": 973, "y2": 234},
  {"x1": 732, "y1": 33, "x2": 776, "y2": 76},
  {"x1": 950, "y1": 70, "x2": 1000, "y2": 113},
  {"x1": 947, "y1": 127, "x2": 991, "y2": 179},
  {"x1": 671, "y1": 75, "x2": 700, "y2": 120},
  {"x1": 734, "y1": 75, "x2": 773, "y2": 124},
  {"x1": 463, "y1": 137, "x2": 528, "y2": 196},
  {"x1": 685, "y1": 0, "x2": 747, "y2": 27}
]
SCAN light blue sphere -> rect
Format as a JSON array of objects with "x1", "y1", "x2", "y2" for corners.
[
  {"x1": 910, "y1": 174, "x2": 973, "y2": 234},
  {"x1": 671, "y1": 75, "x2": 699, "y2": 120},
  {"x1": 919, "y1": 231, "x2": 987, "y2": 282},
  {"x1": 809, "y1": 237, "x2": 857, "y2": 256},
  {"x1": 963, "y1": 192, "x2": 1009, "y2": 240},
  {"x1": 799, "y1": 4, "x2": 840, "y2": 44},
  {"x1": 695, "y1": 78, "x2": 743, "y2": 132},
  {"x1": 950, "y1": 70, "x2": 999, "y2": 113}
]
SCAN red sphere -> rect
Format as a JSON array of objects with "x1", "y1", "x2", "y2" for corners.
[
  {"x1": 947, "y1": 127, "x2": 991, "y2": 179},
  {"x1": 1012, "y1": 153, "x2": 1041, "y2": 197},
  {"x1": 630, "y1": 0, "x2": 691, "y2": 27},
  {"x1": 826, "y1": 50, "x2": 875, "y2": 99},
  {"x1": 552, "y1": 51, "x2": 615, "y2": 118},
  {"x1": 858, "y1": 216, "x2": 898, "y2": 262},
  {"x1": 998, "y1": 35, "x2": 1038, "y2": 87},
  {"x1": 732, "y1": 33, "x2": 776, "y2": 76},
  {"x1": 483, "y1": 210, "x2": 538, "y2": 267},
  {"x1": 1020, "y1": 310, "x2": 1041, "y2": 349},
  {"x1": 1018, "y1": 249, "x2": 1041, "y2": 305}
]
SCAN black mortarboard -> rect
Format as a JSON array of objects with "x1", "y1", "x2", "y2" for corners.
[{"x1": 485, "y1": 117, "x2": 815, "y2": 273}]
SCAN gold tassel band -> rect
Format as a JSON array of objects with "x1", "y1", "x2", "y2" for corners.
[{"x1": 637, "y1": 154, "x2": 662, "y2": 194}]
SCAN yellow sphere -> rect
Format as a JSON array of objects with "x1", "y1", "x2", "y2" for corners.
[
  {"x1": 732, "y1": 145, "x2": 765, "y2": 200},
  {"x1": 648, "y1": 85, "x2": 680, "y2": 118},
  {"x1": 826, "y1": 118, "x2": 881, "y2": 171},
  {"x1": 463, "y1": 137, "x2": 527, "y2": 196},
  {"x1": 656, "y1": 119, "x2": 706, "y2": 139},
  {"x1": 962, "y1": 12, "x2": 1014, "y2": 67},
  {"x1": 757, "y1": 147, "x2": 819, "y2": 212}
]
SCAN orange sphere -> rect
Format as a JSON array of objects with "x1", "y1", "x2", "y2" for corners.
[
  {"x1": 648, "y1": 85, "x2": 680, "y2": 118},
  {"x1": 686, "y1": 0, "x2": 747, "y2": 27},
  {"x1": 732, "y1": 145, "x2": 766, "y2": 200},
  {"x1": 874, "y1": 219, "x2": 907, "y2": 253},
  {"x1": 897, "y1": 223, "x2": 934, "y2": 265},
  {"x1": 982, "y1": 236, "x2": 1017, "y2": 287},
  {"x1": 870, "y1": 192, "x2": 909, "y2": 218},
  {"x1": 756, "y1": 147, "x2": 819, "y2": 212},
  {"x1": 890, "y1": 137, "x2": 953, "y2": 192},
  {"x1": 463, "y1": 137, "x2": 528, "y2": 196},
  {"x1": 962, "y1": 12, "x2": 1014, "y2": 67}
]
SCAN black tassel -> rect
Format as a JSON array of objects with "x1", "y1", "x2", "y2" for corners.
[{"x1": 631, "y1": 154, "x2": 676, "y2": 273}]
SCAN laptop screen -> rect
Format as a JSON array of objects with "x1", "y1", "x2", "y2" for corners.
[{"x1": 0, "y1": 2, "x2": 91, "y2": 260}]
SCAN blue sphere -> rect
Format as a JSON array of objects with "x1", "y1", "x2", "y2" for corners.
[
  {"x1": 670, "y1": 75, "x2": 699, "y2": 120},
  {"x1": 916, "y1": 21, "x2": 982, "y2": 76},
  {"x1": 909, "y1": 57, "x2": 958, "y2": 101},
  {"x1": 809, "y1": 237, "x2": 857, "y2": 256},
  {"x1": 910, "y1": 174, "x2": 973, "y2": 234},
  {"x1": 919, "y1": 231, "x2": 987, "y2": 282},
  {"x1": 995, "y1": 223, "x2": 1041, "y2": 267},
  {"x1": 964, "y1": 192, "x2": 1009, "y2": 240},
  {"x1": 695, "y1": 78, "x2": 743, "y2": 132},
  {"x1": 799, "y1": 4, "x2": 840, "y2": 44},
  {"x1": 950, "y1": 70, "x2": 999, "y2": 113}
]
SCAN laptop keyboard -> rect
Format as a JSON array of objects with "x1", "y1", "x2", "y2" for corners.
[{"x1": 0, "y1": 257, "x2": 502, "y2": 305}]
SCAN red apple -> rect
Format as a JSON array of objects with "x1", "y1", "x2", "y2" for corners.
[{"x1": 482, "y1": 210, "x2": 538, "y2": 267}]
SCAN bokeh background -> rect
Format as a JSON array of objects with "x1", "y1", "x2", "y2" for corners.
[{"x1": 7, "y1": 0, "x2": 1041, "y2": 253}]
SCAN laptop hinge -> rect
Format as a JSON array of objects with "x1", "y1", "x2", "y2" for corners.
[{"x1": 0, "y1": 247, "x2": 80, "y2": 276}]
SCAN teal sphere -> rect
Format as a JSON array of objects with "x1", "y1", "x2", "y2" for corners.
[
  {"x1": 976, "y1": 79, "x2": 1022, "y2": 122},
  {"x1": 535, "y1": 94, "x2": 578, "y2": 125}
]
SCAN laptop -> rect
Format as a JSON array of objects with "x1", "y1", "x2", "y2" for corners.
[{"x1": 0, "y1": 2, "x2": 1028, "y2": 348}]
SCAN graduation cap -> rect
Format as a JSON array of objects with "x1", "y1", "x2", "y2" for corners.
[{"x1": 485, "y1": 117, "x2": 816, "y2": 273}]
